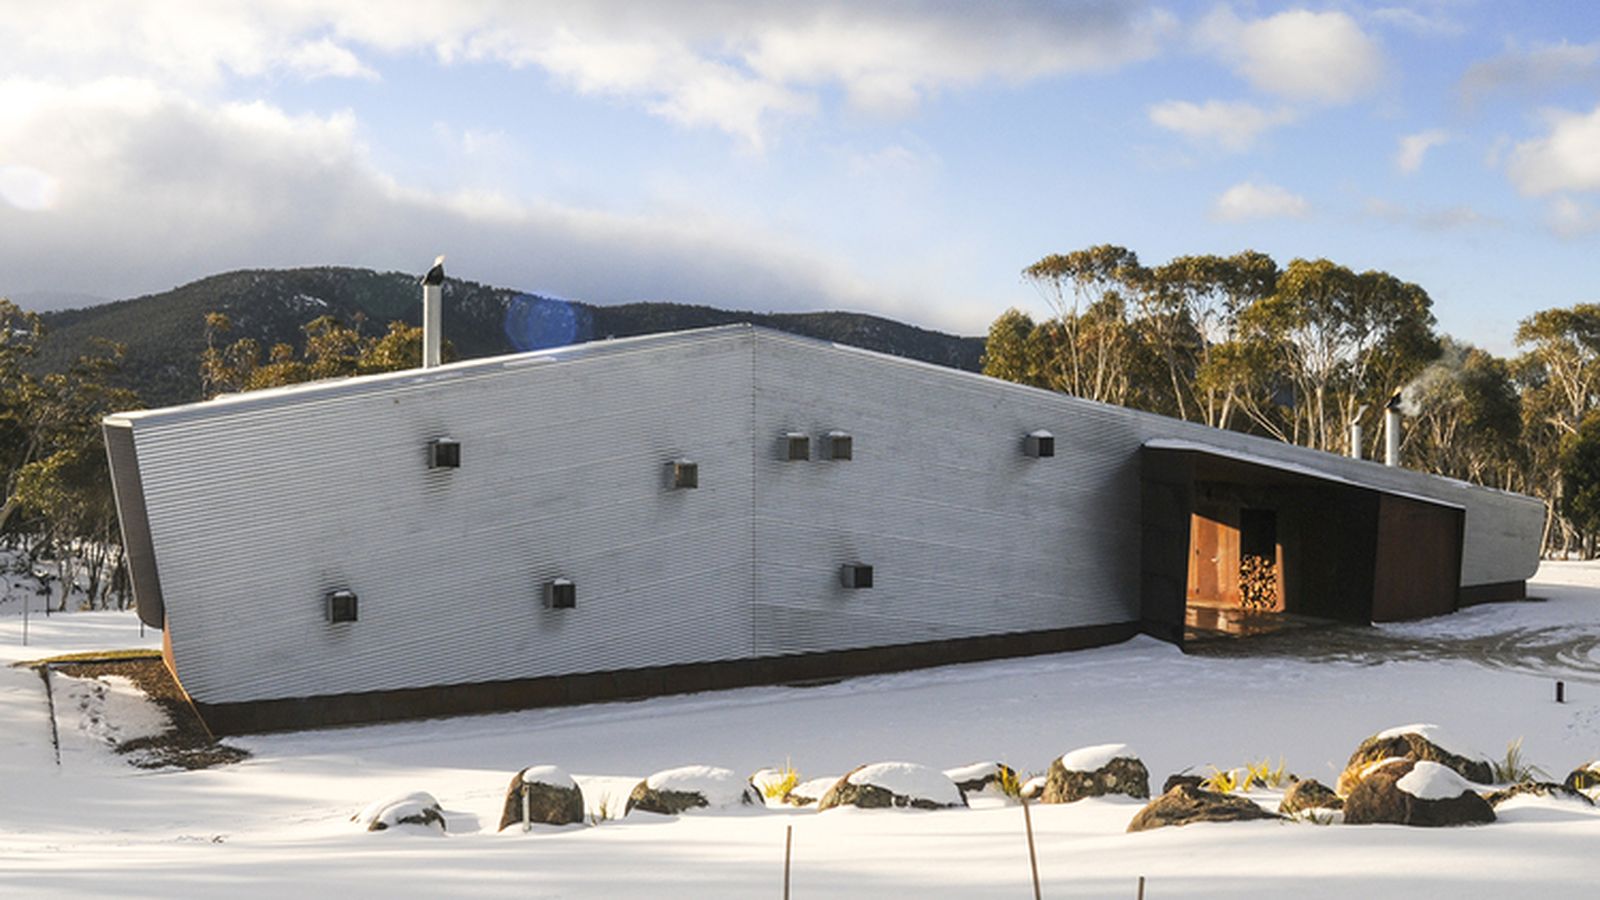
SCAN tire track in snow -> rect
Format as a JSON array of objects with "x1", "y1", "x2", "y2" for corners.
[{"x1": 1188, "y1": 622, "x2": 1600, "y2": 686}]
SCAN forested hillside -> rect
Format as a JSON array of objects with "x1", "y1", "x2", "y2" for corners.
[{"x1": 33, "y1": 268, "x2": 984, "y2": 408}]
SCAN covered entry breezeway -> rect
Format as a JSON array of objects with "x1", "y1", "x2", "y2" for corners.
[{"x1": 1139, "y1": 441, "x2": 1465, "y2": 645}]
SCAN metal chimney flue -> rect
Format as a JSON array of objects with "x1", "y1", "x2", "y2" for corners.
[
  {"x1": 1384, "y1": 391, "x2": 1402, "y2": 467},
  {"x1": 420, "y1": 255, "x2": 445, "y2": 368}
]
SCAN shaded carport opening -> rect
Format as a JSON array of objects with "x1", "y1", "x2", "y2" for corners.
[{"x1": 1139, "y1": 441, "x2": 1464, "y2": 646}]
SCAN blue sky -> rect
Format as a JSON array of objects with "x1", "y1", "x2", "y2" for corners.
[{"x1": 2, "y1": 2, "x2": 1598, "y2": 353}]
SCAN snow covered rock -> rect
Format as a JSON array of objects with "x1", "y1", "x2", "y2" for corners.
[
  {"x1": 816, "y1": 762, "x2": 967, "y2": 811},
  {"x1": 1019, "y1": 776, "x2": 1047, "y2": 801},
  {"x1": 1126, "y1": 783, "x2": 1279, "y2": 833},
  {"x1": 1343, "y1": 759, "x2": 1496, "y2": 827},
  {"x1": 353, "y1": 791, "x2": 447, "y2": 833},
  {"x1": 942, "y1": 761, "x2": 1018, "y2": 799},
  {"x1": 785, "y1": 776, "x2": 839, "y2": 807},
  {"x1": 1162, "y1": 773, "x2": 1205, "y2": 794},
  {"x1": 1278, "y1": 777, "x2": 1343, "y2": 814},
  {"x1": 1041, "y1": 744, "x2": 1149, "y2": 803},
  {"x1": 497, "y1": 765, "x2": 585, "y2": 831},
  {"x1": 1337, "y1": 724, "x2": 1492, "y2": 796},
  {"x1": 1483, "y1": 781, "x2": 1594, "y2": 808},
  {"x1": 625, "y1": 766, "x2": 758, "y2": 815},
  {"x1": 1562, "y1": 761, "x2": 1600, "y2": 796}
]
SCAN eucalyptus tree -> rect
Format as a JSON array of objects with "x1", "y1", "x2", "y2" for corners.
[
  {"x1": 1514, "y1": 304, "x2": 1600, "y2": 554},
  {"x1": 1149, "y1": 251, "x2": 1279, "y2": 429},
  {"x1": 1402, "y1": 340, "x2": 1523, "y2": 489},
  {"x1": 200, "y1": 312, "x2": 448, "y2": 399},
  {"x1": 1021, "y1": 245, "x2": 1149, "y2": 406},
  {"x1": 1233, "y1": 259, "x2": 1438, "y2": 454}
]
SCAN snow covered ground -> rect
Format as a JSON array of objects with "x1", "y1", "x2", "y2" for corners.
[{"x1": 3, "y1": 564, "x2": 1600, "y2": 898}]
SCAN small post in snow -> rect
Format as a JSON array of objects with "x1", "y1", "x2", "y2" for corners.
[
  {"x1": 522, "y1": 784, "x2": 531, "y2": 832},
  {"x1": 1137, "y1": 875, "x2": 1146, "y2": 899},
  {"x1": 21, "y1": 592, "x2": 28, "y2": 646},
  {"x1": 783, "y1": 824, "x2": 792, "y2": 900},
  {"x1": 1022, "y1": 794, "x2": 1041, "y2": 900},
  {"x1": 1557, "y1": 680, "x2": 1566, "y2": 703}
]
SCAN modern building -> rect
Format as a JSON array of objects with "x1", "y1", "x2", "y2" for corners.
[{"x1": 103, "y1": 323, "x2": 1543, "y2": 733}]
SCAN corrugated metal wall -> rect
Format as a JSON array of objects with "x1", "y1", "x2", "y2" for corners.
[
  {"x1": 126, "y1": 330, "x2": 756, "y2": 705},
  {"x1": 750, "y1": 332, "x2": 1147, "y2": 655},
  {"x1": 111, "y1": 325, "x2": 1545, "y2": 706}
]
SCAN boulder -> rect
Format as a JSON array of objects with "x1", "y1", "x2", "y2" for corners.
[
  {"x1": 352, "y1": 791, "x2": 447, "y2": 833},
  {"x1": 497, "y1": 765, "x2": 585, "y2": 831},
  {"x1": 816, "y1": 762, "x2": 967, "y2": 811},
  {"x1": 625, "y1": 765, "x2": 758, "y2": 815},
  {"x1": 1337, "y1": 724, "x2": 1493, "y2": 795},
  {"x1": 1562, "y1": 761, "x2": 1600, "y2": 795},
  {"x1": 1278, "y1": 778, "x2": 1343, "y2": 815},
  {"x1": 943, "y1": 761, "x2": 1019, "y2": 798},
  {"x1": 1042, "y1": 744, "x2": 1149, "y2": 803},
  {"x1": 1483, "y1": 781, "x2": 1595, "y2": 808},
  {"x1": 1162, "y1": 773, "x2": 1205, "y2": 794},
  {"x1": 786, "y1": 776, "x2": 838, "y2": 807},
  {"x1": 1127, "y1": 784, "x2": 1280, "y2": 833},
  {"x1": 1343, "y1": 759, "x2": 1496, "y2": 827},
  {"x1": 1019, "y1": 776, "x2": 1047, "y2": 801}
]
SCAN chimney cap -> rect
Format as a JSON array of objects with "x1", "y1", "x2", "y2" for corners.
[{"x1": 421, "y1": 254, "x2": 446, "y2": 286}]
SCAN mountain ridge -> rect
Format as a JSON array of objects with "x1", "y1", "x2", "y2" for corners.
[{"x1": 28, "y1": 267, "x2": 985, "y2": 408}]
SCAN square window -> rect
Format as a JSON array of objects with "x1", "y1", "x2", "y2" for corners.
[
  {"x1": 326, "y1": 589, "x2": 358, "y2": 623},
  {"x1": 828, "y1": 431, "x2": 853, "y2": 461},
  {"x1": 841, "y1": 564, "x2": 873, "y2": 589},
  {"x1": 785, "y1": 433, "x2": 810, "y2": 461},
  {"x1": 547, "y1": 579, "x2": 576, "y2": 610},
  {"x1": 671, "y1": 459, "x2": 699, "y2": 489},
  {"x1": 1025, "y1": 431, "x2": 1055, "y2": 458},
  {"x1": 429, "y1": 438, "x2": 461, "y2": 469}
]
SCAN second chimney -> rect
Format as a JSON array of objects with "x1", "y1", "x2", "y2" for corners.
[{"x1": 1384, "y1": 392, "x2": 1402, "y2": 467}]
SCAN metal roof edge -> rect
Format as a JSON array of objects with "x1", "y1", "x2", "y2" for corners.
[
  {"x1": 107, "y1": 322, "x2": 759, "y2": 425},
  {"x1": 1141, "y1": 438, "x2": 1466, "y2": 510}
]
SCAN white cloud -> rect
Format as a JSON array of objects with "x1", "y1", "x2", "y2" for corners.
[
  {"x1": 284, "y1": 38, "x2": 379, "y2": 81},
  {"x1": 1363, "y1": 198, "x2": 1490, "y2": 231},
  {"x1": 1196, "y1": 6, "x2": 1385, "y2": 105},
  {"x1": 0, "y1": 77, "x2": 948, "y2": 327},
  {"x1": 0, "y1": 165, "x2": 61, "y2": 211},
  {"x1": 1546, "y1": 197, "x2": 1600, "y2": 238},
  {"x1": 1211, "y1": 181, "x2": 1310, "y2": 222},
  {"x1": 1147, "y1": 99, "x2": 1296, "y2": 152},
  {"x1": 1506, "y1": 104, "x2": 1600, "y2": 196},
  {"x1": 846, "y1": 143, "x2": 939, "y2": 178},
  {"x1": 1460, "y1": 40, "x2": 1600, "y2": 105},
  {"x1": 1396, "y1": 129, "x2": 1449, "y2": 173},
  {"x1": 1369, "y1": 7, "x2": 1464, "y2": 38},
  {"x1": 0, "y1": 1, "x2": 1172, "y2": 148}
]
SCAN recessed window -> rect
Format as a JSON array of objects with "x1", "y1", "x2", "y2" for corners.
[
  {"x1": 670, "y1": 459, "x2": 698, "y2": 489},
  {"x1": 840, "y1": 563, "x2": 873, "y2": 589},
  {"x1": 546, "y1": 578, "x2": 576, "y2": 610},
  {"x1": 326, "y1": 589, "x2": 358, "y2": 623},
  {"x1": 827, "y1": 431, "x2": 853, "y2": 461},
  {"x1": 785, "y1": 432, "x2": 810, "y2": 461},
  {"x1": 1024, "y1": 430, "x2": 1055, "y2": 458},
  {"x1": 429, "y1": 438, "x2": 461, "y2": 469}
]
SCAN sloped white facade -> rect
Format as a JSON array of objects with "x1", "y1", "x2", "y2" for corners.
[{"x1": 104, "y1": 325, "x2": 1544, "y2": 709}]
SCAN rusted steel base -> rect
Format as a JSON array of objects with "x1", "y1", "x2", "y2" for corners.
[{"x1": 193, "y1": 621, "x2": 1138, "y2": 735}]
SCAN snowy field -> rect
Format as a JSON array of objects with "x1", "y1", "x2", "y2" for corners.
[{"x1": 4, "y1": 564, "x2": 1600, "y2": 898}]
